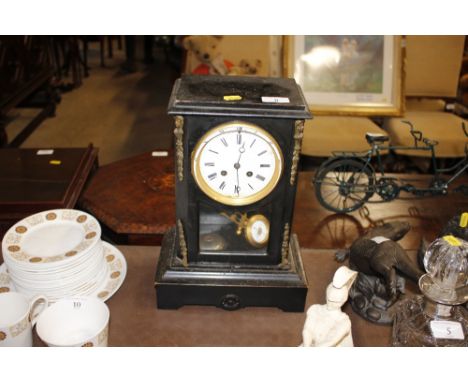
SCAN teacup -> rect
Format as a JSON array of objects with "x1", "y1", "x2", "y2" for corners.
[
  {"x1": 0, "y1": 292, "x2": 48, "y2": 347},
  {"x1": 36, "y1": 297, "x2": 109, "y2": 347}
]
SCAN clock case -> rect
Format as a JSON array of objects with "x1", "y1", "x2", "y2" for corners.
[{"x1": 155, "y1": 75, "x2": 312, "y2": 312}]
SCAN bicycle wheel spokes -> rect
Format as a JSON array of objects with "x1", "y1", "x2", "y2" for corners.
[
  {"x1": 314, "y1": 159, "x2": 375, "y2": 213},
  {"x1": 322, "y1": 184, "x2": 365, "y2": 211}
]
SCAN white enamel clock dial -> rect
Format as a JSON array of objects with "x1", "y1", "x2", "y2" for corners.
[{"x1": 192, "y1": 121, "x2": 283, "y2": 206}]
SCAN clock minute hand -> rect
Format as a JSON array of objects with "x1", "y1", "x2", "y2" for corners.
[
  {"x1": 235, "y1": 164, "x2": 240, "y2": 195},
  {"x1": 234, "y1": 143, "x2": 245, "y2": 195}
]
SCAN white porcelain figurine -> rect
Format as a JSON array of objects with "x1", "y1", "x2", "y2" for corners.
[{"x1": 301, "y1": 266, "x2": 358, "y2": 347}]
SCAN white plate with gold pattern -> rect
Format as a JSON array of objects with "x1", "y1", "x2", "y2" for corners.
[
  {"x1": 9, "y1": 243, "x2": 104, "y2": 287},
  {"x1": 9, "y1": 252, "x2": 105, "y2": 294},
  {"x1": 0, "y1": 241, "x2": 126, "y2": 303},
  {"x1": 83, "y1": 241, "x2": 127, "y2": 301},
  {"x1": 0, "y1": 265, "x2": 12, "y2": 294},
  {"x1": 2, "y1": 209, "x2": 101, "y2": 268}
]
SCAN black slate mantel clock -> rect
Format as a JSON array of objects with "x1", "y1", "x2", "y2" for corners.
[{"x1": 155, "y1": 75, "x2": 312, "y2": 311}]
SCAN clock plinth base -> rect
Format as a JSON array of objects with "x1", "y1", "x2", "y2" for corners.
[{"x1": 154, "y1": 227, "x2": 308, "y2": 312}]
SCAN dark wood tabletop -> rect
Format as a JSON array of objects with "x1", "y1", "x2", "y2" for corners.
[
  {"x1": 95, "y1": 170, "x2": 468, "y2": 346},
  {"x1": 0, "y1": 145, "x2": 98, "y2": 236},
  {"x1": 294, "y1": 171, "x2": 468, "y2": 251},
  {"x1": 79, "y1": 151, "x2": 174, "y2": 245},
  {"x1": 100, "y1": 245, "x2": 394, "y2": 347},
  {"x1": 81, "y1": 153, "x2": 468, "y2": 251},
  {"x1": 2, "y1": 166, "x2": 467, "y2": 346},
  {"x1": 21, "y1": 244, "x2": 392, "y2": 347}
]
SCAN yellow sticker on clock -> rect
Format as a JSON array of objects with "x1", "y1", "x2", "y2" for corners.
[{"x1": 223, "y1": 95, "x2": 242, "y2": 101}]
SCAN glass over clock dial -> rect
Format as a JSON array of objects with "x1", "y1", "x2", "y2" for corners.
[{"x1": 192, "y1": 121, "x2": 283, "y2": 206}]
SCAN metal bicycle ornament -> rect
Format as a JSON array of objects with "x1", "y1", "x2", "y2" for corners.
[{"x1": 313, "y1": 121, "x2": 468, "y2": 214}]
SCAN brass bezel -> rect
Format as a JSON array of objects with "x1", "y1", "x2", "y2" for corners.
[
  {"x1": 192, "y1": 121, "x2": 283, "y2": 206},
  {"x1": 245, "y1": 214, "x2": 270, "y2": 248}
]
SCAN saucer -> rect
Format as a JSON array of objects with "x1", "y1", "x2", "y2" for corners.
[{"x1": 0, "y1": 241, "x2": 127, "y2": 302}]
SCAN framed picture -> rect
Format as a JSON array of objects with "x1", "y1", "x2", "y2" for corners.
[{"x1": 283, "y1": 35, "x2": 404, "y2": 116}]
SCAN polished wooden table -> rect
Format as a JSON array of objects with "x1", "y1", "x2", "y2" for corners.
[
  {"x1": 79, "y1": 151, "x2": 174, "y2": 245},
  {"x1": 0, "y1": 145, "x2": 98, "y2": 237},
  {"x1": 2, "y1": 168, "x2": 466, "y2": 346},
  {"x1": 23, "y1": 245, "x2": 392, "y2": 347},
  {"x1": 99, "y1": 171, "x2": 465, "y2": 346},
  {"x1": 81, "y1": 156, "x2": 467, "y2": 251},
  {"x1": 109, "y1": 245, "x2": 398, "y2": 346},
  {"x1": 294, "y1": 171, "x2": 468, "y2": 251}
]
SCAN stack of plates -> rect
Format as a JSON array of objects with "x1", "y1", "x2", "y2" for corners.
[{"x1": 0, "y1": 209, "x2": 126, "y2": 303}]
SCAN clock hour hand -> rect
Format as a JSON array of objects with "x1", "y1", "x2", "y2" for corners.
[
  {"x1": 239, "y1": 142, "x2": 246, "y2": 154},
  {"x1": 236, "y1": 142, "x2": 246, "y2": 164}
]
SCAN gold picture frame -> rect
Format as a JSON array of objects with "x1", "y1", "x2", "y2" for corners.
[{"x1": 283, "y1": 35, "x2": 405, "y2": 116}]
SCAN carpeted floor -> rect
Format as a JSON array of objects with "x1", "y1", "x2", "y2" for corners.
[{"x1": 14, "y1": 41, "x2": 178, "y2": 165}]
